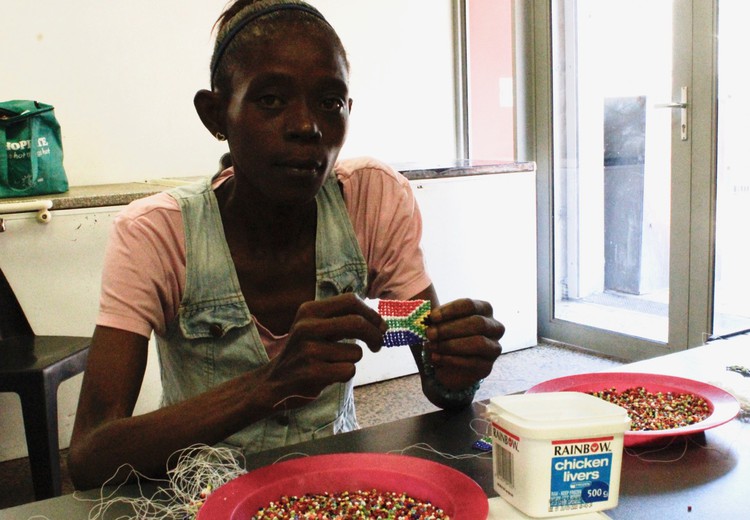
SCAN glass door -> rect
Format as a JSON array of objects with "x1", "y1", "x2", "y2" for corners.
[
  {"x1": 524, "y1": 0, "x2": 717, "y2": 359},
  {"x1": 712, "y1": 0, "x2": 750, "y2": 338},
  {"x1": 551, "y1": 0, "x2": 675, "y2": 343}
]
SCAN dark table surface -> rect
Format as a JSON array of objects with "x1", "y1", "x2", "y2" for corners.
[{"x1": 2, "y1": 340, "x2": 749, "y2": 519}]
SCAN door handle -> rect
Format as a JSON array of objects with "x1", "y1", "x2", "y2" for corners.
[
  {"x1": 655, "y1": 86, "x2": 688, "y2": 141},
  {"x1": 0, "y1": 199, "x2": 53, "y2": 226}
]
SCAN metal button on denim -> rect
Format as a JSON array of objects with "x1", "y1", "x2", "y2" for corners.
[{"x1": 209, "y1": 324, "x2": 223, "y2": 338}]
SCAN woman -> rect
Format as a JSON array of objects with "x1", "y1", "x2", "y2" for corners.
[{"x1": 69, "y1": 0, "x2": 504, "y2": 489}]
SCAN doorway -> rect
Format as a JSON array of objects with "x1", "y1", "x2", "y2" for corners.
[
  {"x1": 524, "y1": 0, "x2": 718, "y2": 359},
  {"x1": 712, "y1": 0, "x2": 750, "y2": 339}
]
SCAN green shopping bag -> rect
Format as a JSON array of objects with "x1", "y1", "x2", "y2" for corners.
[{"x1": 0, "y1": 100, "x2": 68, "y2": 198}]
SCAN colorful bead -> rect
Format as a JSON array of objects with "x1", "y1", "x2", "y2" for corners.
[{"x1": 472, "y1": 436, "x2": 493, "y2": 452}]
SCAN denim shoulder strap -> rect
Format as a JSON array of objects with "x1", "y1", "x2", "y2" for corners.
[
  {"x1": 168, "y1": 178, "x2": 252, "y2": 338},
  {"x1": 315, "y1": 175, "x2": 368, "y2": 299}
]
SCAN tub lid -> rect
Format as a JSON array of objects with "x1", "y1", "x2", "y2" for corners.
[{"x1": 489, "y1": 392, "x2": 630, "y2": 437}]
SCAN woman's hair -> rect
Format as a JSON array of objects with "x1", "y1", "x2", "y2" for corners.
[{"x1": 210, "y1": 0, "x2": 350, "y2": 93}]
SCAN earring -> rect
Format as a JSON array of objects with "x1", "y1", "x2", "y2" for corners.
[{"x1": 215, "y1": 131, "x2": 226, "y2": 141}]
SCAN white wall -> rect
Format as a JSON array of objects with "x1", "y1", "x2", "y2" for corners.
[{"x1": 2, "y1": 0, "x2": 458, "y2": 187}]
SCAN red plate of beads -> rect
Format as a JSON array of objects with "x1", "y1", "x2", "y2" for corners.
[
  {"x1": 196, "y1": 452, "x2": 488, "y2": 519},
  {"x1": 526, "y1": 372, "x2": 741, "y2": 447}
]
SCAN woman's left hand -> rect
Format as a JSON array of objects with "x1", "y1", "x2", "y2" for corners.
[{"x1": 424, "y1": 298, "x2": 504, "y2": 391}]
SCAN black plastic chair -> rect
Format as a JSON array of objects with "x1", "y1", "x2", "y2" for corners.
[{"x1": 0, "y1": 267, "x2": 90, "y2": 500}]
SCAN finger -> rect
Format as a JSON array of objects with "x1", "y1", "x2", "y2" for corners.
[
  {"x1": 270, "y1": 342, "x2": 362, "y2": 398},
  {"x1": 426, "y1": 335, "x2": 502, "y2": 362},
  {"x1": 293, "y1": 356, "x2": 360, "y2": 386},
  {"x1": 426, "y1": 314, "x2": 505, "y2": 343},
  {"x1": 296, "y1": 293, "x2": 387, "y2": 332},
  {"x1": 290, "y1": 314, "x2": 386, "y2": 353},
  {"x1": 302, "y1": 339, "x2": 364, "y2": 364},
  {"x1": 432, "y1": 355, "x2": 496, "y2": 378},
  {"x1": 327, "y1": 360, "x2": 359, "y2": 384},
  {"x1": 429, "y1": 298, "x2": 494, "y2": 324}
]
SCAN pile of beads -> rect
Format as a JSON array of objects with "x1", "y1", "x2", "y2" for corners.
[
  {"x1": 588, "y1": 386, "x2": 711, "y2": 431},
  {"x1": 251, "y1": 488, "x2": 450, "y2": 519}
]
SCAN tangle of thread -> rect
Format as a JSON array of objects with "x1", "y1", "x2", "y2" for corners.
[{"x1": 78, "y1": 444, "x2": 246, "y2": 520}]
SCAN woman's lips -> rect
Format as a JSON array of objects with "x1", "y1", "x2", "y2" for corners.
[{"x1": 277, "y1": 160, "x2": 324, "y2": 176}]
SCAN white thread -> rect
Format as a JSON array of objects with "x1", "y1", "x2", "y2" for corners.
[
  {"x1": 625, "y1": 438, "x2": 690, "y2": 463},
  {"x1": 272, "y1": 452, "x2": 311, "y2": 464},
  {"x1": 389, "y1": 442, "x2": 491, "y2": 460},
  {"x1": 272, "y1": 394, "x2": 317, "y2": 409},
  {"x1": 469, "y1": 417, "x2": 492, "y2": 438},
  {"x1": 625, "y1": 432, "x2": 725, "y2": 463},
  {"x1": 77, "y1": 444, "x2": 246, "y2": 520}
]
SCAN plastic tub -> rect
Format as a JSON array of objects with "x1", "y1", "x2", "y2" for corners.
[{"x1": 488, "y1": 392, "x2": 631, "y2": 518}]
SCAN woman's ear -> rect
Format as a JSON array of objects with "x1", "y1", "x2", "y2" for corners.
[{"x1": 194, "y1": 89, "x2": 225, "y2": 138}]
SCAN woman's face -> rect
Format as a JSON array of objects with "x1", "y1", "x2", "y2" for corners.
[{"x1": 222, "y1": 27, "x2": 351, "y2": 206}]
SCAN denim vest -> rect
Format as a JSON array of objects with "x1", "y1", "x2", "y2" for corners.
[{"x1": 157, "y1": 174, "x2": 368, "y2": 456}]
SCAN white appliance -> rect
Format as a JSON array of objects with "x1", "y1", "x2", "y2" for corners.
[{"x1": 0, "y1": 204, "x2": 162, "y2": 462}]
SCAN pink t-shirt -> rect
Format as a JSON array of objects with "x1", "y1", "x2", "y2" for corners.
[{"x1": 97, "y1": 157, "x2": 432, "y2": 342}]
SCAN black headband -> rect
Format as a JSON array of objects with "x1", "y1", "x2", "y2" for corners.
[{"x1": 210, "y1": 2, "x2": 330, "y2": 89}]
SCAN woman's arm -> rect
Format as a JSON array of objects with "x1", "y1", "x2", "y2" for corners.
[
  {"x1": 68, "y1": 293, "x2": 386, "y2": 490},
  {"x1": 67, "y1": 325, "x2": 279, "y2": 489}
]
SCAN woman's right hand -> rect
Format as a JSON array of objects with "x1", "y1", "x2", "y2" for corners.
[{"x1": 262, "y1": 293, "x2": 387, "y2": 410}]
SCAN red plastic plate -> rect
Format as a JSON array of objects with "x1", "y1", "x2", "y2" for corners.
[
  {"x1": 526, "y1": 372, "x2": 741, "y2": 447},
  {"x1": 197, "y1": 452, "x2": 488, "y2": 519}
]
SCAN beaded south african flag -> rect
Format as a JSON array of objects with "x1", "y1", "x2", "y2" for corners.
[{"x1": 372, "y1": 299, "x2": 431, "y2": 348}]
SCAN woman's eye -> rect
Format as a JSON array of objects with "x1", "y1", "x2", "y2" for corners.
[
  {"x1": 257, "y1": 95, "x2": 284, "y2": 109},
  {"x1": 321, "y1": 97, "x2": 345, "y2": 112}
]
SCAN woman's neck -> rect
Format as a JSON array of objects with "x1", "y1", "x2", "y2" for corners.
[{"x1": 215, "y1": 175, "x2": 318, "y2": 251}]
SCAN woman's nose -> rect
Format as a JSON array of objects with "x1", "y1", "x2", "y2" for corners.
[{"x1": 286, "y1": 104, "x2": 322, "y2": 141}]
